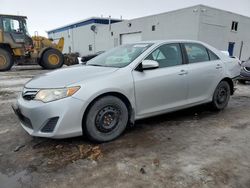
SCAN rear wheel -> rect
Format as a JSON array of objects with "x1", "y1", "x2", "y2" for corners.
[
  {"x1": 84, "y1": 96, "x2": 129, "y2": 142},
  {"x1": 210, "y1": 81, "x2": 231, "y2": 111},
  {"x1": 0, "y1": 48, "x2": 14, "y2": 71},
  {"x1": 40, "y1": 48, "x2": 64, "y2": 69}
]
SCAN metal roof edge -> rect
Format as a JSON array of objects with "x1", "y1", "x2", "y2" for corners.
[{"x1": 47, "y1": 17, "x2": 122, "y2": 34}]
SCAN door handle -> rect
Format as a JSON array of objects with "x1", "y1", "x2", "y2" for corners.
[
  {"x1": 216, "y1": 64, "x2": 222, "y2": 69},
  {"x1": 178, "y1": 70, "x2": 188, "y2": 75}
]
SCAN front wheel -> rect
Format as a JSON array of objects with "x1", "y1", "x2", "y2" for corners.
[
  {"x1": 84, "y1": 96, "x2": 129, "y2": 142},
  {"x1": 210, "y1": 81, "x2": 231, "y2": 111}
]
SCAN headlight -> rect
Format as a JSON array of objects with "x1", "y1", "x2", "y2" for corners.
[{"x1": 34, "y1": 86, "x2": 80, "y2": 103}]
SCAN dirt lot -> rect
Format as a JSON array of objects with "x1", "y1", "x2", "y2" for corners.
[{"x1": 0, "y1": 65, "x2": 250, "y2": 188}]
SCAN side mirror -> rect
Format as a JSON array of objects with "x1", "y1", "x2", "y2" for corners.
[
  {"x1": 141, "y1": 60, "x2": 159, "y2": 70},
  {"x1": 81, "y1": 57, "x2": 87, "y2": 63}
]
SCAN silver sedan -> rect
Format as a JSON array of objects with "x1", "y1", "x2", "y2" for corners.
[{"x1": 13, "y1": 40, "x2": 240, "y2": 142}]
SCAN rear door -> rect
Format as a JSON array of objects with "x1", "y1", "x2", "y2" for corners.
[
  {"x1": 132, "y1": 43, "x2": 189, "y2": 117},
  {"x1": 183, "y1": 43, "x2": 223, "y2": 103}
]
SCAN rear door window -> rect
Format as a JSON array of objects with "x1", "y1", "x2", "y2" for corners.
[{"x1": 184, "y1": 43, "x2": 209, "y2": 63}]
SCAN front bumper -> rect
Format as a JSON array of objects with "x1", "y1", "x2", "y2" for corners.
[{"x1": 12, "y1": 95, "x2": 88, "y2": 138}]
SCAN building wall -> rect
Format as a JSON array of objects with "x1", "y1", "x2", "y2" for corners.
[
  {"x1": 95, "y1": 5, "x2": 201, "y2": 52},
  {"x1": 48, "y1": 5, "x2": 250, "y2": 60},
  {"x1": 49, "y1": 23, "x2": 102, "y2": 56},
  {"x1": 198, "y1": 5, "x2": 250, "y2": 60}
]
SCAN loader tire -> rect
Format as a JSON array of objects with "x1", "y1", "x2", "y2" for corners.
[
  {"x1": 0, "y1": 48, "x2": 14, "y2": 71},
  {"x1": 40, "y1": 48, "x2": 64, "y2": 69}
]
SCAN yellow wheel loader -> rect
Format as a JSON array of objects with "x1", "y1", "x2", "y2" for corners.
[{"x1": 0, "y1": 14, "x2": 78, "y2": 71}]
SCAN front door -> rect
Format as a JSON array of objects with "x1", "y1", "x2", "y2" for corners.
[{"x1": 132, "y1": 43, "x2": 188, "y2": 117}]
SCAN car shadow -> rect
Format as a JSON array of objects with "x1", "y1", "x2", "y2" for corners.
[
  {"x1": 32, "y1": 103, "x2": 215, "y2": 147},
  {"x1": 132, "y1": 104, "x2": 215, "y2": 129},
  {"x1": 16, "y1": 104, "x2": 218, "y2": 172}
]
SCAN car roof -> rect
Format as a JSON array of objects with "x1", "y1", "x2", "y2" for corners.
[{"x1": 134, "y1": 39, "x2": 204, "y2": 45}]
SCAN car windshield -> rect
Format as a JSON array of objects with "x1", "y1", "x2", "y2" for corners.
[{"x1": 86, "y1": 43, "x2": 152, "y2": 68}]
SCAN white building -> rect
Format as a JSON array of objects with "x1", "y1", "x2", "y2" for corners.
[
  {"x1": 48, "y1": 5, "x2": 250, "y2": 60},
  {"x1": 47, "y1": 17, "x2": 122, "y2": 55}
]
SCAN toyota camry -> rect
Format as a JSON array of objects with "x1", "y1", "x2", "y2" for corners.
[{"x1": 13, "y1": 40, "x2": 240, "y2": 142}]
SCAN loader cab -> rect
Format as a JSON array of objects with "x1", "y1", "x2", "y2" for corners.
[{"x1": 0, "y1": 14, "x2": 33, "y2": 50}]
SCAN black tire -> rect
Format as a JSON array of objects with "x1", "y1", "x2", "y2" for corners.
[
  {"x1": 84, "y1": 96, "x2": 129, "y2": 142},
  {"x1": 0, "y1": 48, "x2": 14, "y2": 71},
  {"x1": 40, "y1": 48, "x2": 64, "y2": 69},
  {"x1": 238, "y1": 80, "x2": 246, "y2": 84},
  {"x1": 210, "y1": 81, "x2": 231, "y2": 111}
]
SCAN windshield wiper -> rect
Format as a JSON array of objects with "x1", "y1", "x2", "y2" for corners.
[
  {"x1": 87, "y1": 64, "x2": 110, "y2": 67},
  {"x1": 87, "y1": 64, "x2": 104, "y2": 67}
]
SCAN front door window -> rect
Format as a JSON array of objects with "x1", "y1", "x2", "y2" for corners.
[{"x1": 145, "y1": 43, "x2": 183, "y2": 68}]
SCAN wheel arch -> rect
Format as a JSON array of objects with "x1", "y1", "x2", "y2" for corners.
[
  {"x1": 82, "y1": 92, "x2": 135, "y2": 132},
  {"x1": 221, "y1": 77, "x2": 234, "y2": 95}
]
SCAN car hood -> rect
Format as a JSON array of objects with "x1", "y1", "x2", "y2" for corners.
[{"x1": 25, "y1": 65, "x2": 119, "y2": 88}]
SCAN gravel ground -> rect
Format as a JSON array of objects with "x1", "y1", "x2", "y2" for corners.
[{"x1": 0, "y1": 65, "x2": 250, "y2": 188}]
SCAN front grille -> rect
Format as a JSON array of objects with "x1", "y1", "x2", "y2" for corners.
[
  {"x1": 244, "y1": 67, "x2": 250, "y2": 72},
  {"x1": 22, "y1": 88, "x2": 39, "y2": 101},
  {"x1": 41, "y1": 117, "x2": 59, "y2": 133}
]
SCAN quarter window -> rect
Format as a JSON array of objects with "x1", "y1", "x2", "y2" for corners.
[
  {"x1": 184, "y1": 43, "x2": 209, "y2": 63},
  {"x1": 207, "y1": 49, "x2": 219, "y2": 61},
  {"x1": 145, "y1": 43, "x2": 182, "y2": 68}
]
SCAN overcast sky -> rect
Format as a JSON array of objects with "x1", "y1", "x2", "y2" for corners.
[{"x1": 1, "y1": 0, "x2": 250, "y2": 37}]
